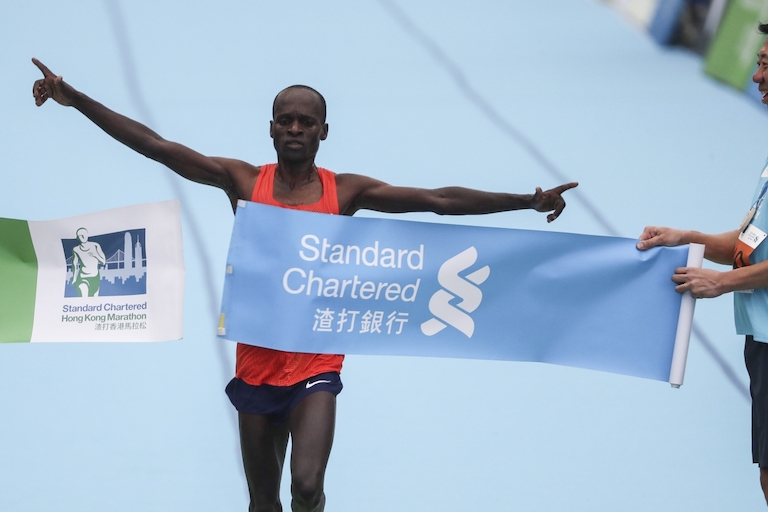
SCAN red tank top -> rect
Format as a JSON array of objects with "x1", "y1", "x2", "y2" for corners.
[{"x1": 235, "y1": 163, "x2": 345, "y2": 386}]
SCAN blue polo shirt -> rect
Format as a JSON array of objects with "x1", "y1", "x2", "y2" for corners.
[{"x1": 735, "y1": 159, "x2": 768, "y2": 342}]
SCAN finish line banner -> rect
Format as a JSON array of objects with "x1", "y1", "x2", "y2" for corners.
[
  {"x1": 219, "y1": 201, "x2": 699, "y2": 384},
  {"x1": 0, "y1": 200, "x2": 184, "y2": 343}
]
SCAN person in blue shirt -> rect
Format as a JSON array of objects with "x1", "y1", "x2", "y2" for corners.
[{"x1": 637, "y1": 22, "x2": 768, "y2": 506}]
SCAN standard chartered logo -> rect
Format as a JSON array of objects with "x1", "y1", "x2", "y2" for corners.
[{"x1": 421, "y1": 247, "x2": 490, "y2": 338}]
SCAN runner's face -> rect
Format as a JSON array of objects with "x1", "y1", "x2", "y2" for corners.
[
  {"x1": 76, "y1": 230, "x2": 88, "y2": 243},
  {"x1": 753, "y1": 38, "x2": 768, "y2": 106},
  {"x1": 270, "y1": 89, "x2": 328, "y2": 162}
]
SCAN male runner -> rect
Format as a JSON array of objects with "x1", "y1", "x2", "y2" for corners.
[
  {"x1": 637, "y1": 24, "x2": 768, "y2": 506},
  {"x1": 32, "y1": 58, "x2": 578, "y2": 512}
]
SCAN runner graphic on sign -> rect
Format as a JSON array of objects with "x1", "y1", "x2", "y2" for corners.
[
  {"x1": 63, "y1": 229, "x2": 147, "y2": 297},
  {"x1": 70, "y1": 228, "x2": 105, "y2": 297}
]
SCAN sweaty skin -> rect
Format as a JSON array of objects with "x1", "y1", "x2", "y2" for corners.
[{"x1": 32, "y1": 57, "x2": 578, "y2": 512}]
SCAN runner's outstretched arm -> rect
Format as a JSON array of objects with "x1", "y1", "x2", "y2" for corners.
[
  {"x1": 336, "y1": 173, "x2": 578, "y2": 222},
  {"x1": 31, "y1": 58, "x2": 245, "y2": 196}
]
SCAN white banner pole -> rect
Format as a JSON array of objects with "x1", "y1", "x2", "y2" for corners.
[{"x1": 669, "y1": 243, "x2": 706, "y2": 388}]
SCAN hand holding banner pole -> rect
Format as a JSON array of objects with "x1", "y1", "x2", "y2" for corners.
[{"x1": 669, "y1": 243, "x2": 706, "y2": 388}]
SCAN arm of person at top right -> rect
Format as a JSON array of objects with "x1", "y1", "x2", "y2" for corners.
[
  {"x1": 636, "y1": 226, "x2": 738, "y2": 263},
  {"x1": 636, "y1": 226, "x2": 768, "y2": 297},
  {"x1": 30, "y1": 58, "x2": 241, "y2": 192}
]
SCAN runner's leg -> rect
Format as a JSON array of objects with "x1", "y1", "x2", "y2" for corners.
[
  {"x1": 288, "y1": 391, "x2": 336, "y2": 512},
  {"x1": 239, "y1": 412, "x2": 290, "y2": 512}
]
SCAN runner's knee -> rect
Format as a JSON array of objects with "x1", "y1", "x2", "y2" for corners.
[{"x1": 291, "y1": 472, "x2": 324, "y2": 506}]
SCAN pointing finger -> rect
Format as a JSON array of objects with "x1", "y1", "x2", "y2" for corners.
[
  {"x1": 31, "y1": 57, "x2": 54, "y2": 78},
  {"x1": 553, "y1": 182, "x2": 578, "y2": 194}
]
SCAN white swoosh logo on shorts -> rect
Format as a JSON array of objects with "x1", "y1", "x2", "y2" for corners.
[{"x1": 306, "y1": 379, "x2": 331, "y2": 389}]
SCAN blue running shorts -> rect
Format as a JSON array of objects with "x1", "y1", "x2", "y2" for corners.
[{"x1": 225, "y1": 372, "x2": 343, "y2": 425}]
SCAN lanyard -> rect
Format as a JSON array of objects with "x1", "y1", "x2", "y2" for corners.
[
  {"x1": 756, "y1": 181, "x2": 768, "y2": 212},
  {"x1": 740, "y1": 181, "x2": 768, "y2": 233}
]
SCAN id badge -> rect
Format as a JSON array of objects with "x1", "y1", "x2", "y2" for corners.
[{"x1": 738, "y1": 223, "x2": 768, "y2": 249}]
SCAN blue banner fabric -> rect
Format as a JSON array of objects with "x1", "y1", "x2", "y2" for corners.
[{"x1": 219, "y1": 202, "x2": 689, "y2": 382}]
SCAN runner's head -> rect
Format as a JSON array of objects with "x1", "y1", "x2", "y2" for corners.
[
  {"x1": 270, "y1": 86, "x2": 329, "y2": 162},
  {"x1": 273, "y1": 85, "x2": 326, "y2": 123}
]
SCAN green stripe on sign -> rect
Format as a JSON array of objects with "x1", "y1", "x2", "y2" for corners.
[{"x1": 0, "y1": 219, "x2": 38, "y2": 342}]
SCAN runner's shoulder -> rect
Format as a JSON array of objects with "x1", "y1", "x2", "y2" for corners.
[{"x1": 335, "y1": 172, "x2": 387, "y2": 191}]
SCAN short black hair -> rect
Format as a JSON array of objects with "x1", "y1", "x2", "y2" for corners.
[
  {"x1": 272, "y1": 85, "x2": 327, "y2": 122},
  {"x1": 760, "y1": 23, "x2": 768, "y2": 35}
]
